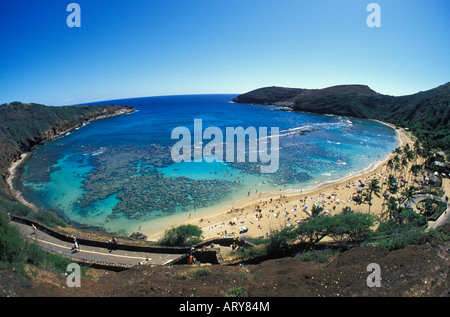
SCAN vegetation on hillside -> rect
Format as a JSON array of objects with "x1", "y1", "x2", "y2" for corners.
[
  {"x1": 232, "y1": 86, "x2": 306, "y2": 105},
  {"x1": 234, "y1": 83, "x2": 450, "y2": 156},
  {"x1": 0, "y1": 187, "x2": 66, "y2": 228},
  {"x1": 234, "y1": 208, "x2": 447, "y2": 262},
  {"x1": 0, "y1": 90, "x2": 448, "y2": 288},
  {"x1": 0, "y1": 102, "x2": 134, "y2": 281},
  {"x1": 231, "y1": 142, "x2": 449, "y2": 263},
  {"x1": 158, "y1": 224, "x2": 203, "y2": 247},
  {"x1": 0, "y1": 102, "x2": 134, "y2": 185},
  {"x1": 0, "y1": 212, "x2": 83, "y2": 282}
]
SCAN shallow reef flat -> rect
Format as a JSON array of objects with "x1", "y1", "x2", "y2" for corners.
[{"x1": 76, "y1": 145, "x2": 240, "y2": 219}]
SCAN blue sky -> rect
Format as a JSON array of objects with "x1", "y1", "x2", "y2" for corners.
[{"x1": 0, "y1": 0, "x2": 449, "y2": 105}]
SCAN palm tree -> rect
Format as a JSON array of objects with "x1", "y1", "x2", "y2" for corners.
[
  {"x1": 394, "y1": 147, "x2": 403, "y2": 155},
  {"x1": 382, "y1": 195, "x2": 398, "y2": 222},
  {"x1": 393, "y1": 155, "x2": 401, "y2": 177},
  {"x1": 401, "y1": 156, "x2": 409, "y2": 185},
  {"x1": 401, "y1": 185, "x2": 417, "y2": 210},
  {"x1": 380, "y1": 190, "x2": 390, "y2": 214},
  {"x1": 387, "y1": 158, "x2": 394, "y2": 173},
  {"x1": 405, "y1": 147, "x2": 415, "y2": 181},
  {"x1": 386, "y1": 174, "x2": 398, "y2": 193},
  {"x1": 410, "y1": 164, "x2": 422, "y2": 185},
  {"x1": 413, "y1": 141, "x2": 420, "y2": 162},
  {"x1": 405, "y1": 147, "x2": 415, "y2": 162},
  {"x1": 383, "y1": 159, "x2": 394, "y2": 192},
  {"x1": 352, "y1": 193, "x2": 364, "y2": 205},
  {"x1": 364, "y1": 179, "x2": 381, "y2": 214},
  {"x1": 341, "y1": 205, "x2": 354, "y2": 215},
  {"x1": 412, "y1": 141, "x2": 426, "y2": 166},
  {"x1": 309, "y1": 204, "x2": 325, "y2": 218}
]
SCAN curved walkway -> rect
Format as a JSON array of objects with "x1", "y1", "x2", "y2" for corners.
[
  {"x1": 12, "y1": 220, "x2": 183, "y2": 269},
  {"x1": 401, "y1": 179, "x2": 450, "y2": 230},
  {"x1": 402, "y1": 194, "x2": 432, "y2": 211},
  {"x1": 402, "y1": 194, "x2": 449, "y2": 229}
]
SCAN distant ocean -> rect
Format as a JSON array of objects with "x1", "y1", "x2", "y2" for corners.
[{"x1": 20, "y1": 94, "x2": 399, "y2": 236}]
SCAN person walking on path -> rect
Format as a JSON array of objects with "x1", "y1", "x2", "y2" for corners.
[
  {"x1": 73, "y1": 237, "x2": 80, "y2": 253},
  {"x1": 109, "y1": 237, "x2": 118, "y2": 252},
  {"x1": 188, "y1": 253, "x2": 194, "y2": 265},
  {"x1": 31, "y1": 224, "x2": 37, "y2": 239}
]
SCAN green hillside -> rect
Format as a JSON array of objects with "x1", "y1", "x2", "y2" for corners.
[
  {"x1": 234, "y1": 83, "x2": 450, "y2": 156},
  {"x1": 0, "y1": 102, "x2": 134, "y2": 187}
]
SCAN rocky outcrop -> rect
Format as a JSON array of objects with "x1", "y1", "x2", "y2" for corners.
[
  {"x1": 233, "y1": 86, "x2": 306, "y2": 106},
  {"x1": 232, "y1": 84, "x2": 378, "y2": 108}
]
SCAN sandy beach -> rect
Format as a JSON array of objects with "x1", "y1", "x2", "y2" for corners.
[
  {"x1": 7, "y1": 119, "x2": 416, "y2": 243},
  {"x1": 4, "y1": 108, "x2": 137, "y2": 214},
  {"x1": 146, "y1": 124, "x2": 416, "y2": 241},
  {"x1": 6, "y1": 152, "x2": 40, "y2": 211}
]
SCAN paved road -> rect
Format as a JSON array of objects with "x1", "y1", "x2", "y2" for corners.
[{"x1": 13, "y1": 221, "x2": 181, "y2": 267}]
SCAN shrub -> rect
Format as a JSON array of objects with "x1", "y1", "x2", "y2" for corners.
[
  {"x1": 295, "y1": 249, "x2": 339, "y2": 264},
  {"x1": 34, "y1": 210, "x2": 67, "y2": 228},
  {"x1": 0, "y1": 200, "x2": 33, "y2": 218},
  {"x1": 228, "y1": 286, "x2": 247, "y2": 297},
  {"x1": 172, "y1": 268, "x2": 212, "y2": 280},
  {"x1": 0, "y1": 200, "x2": 66, "y2": 228},
  {"x1": 0, "y1": 188, "x2": 18, "y2": 202},
  {"x1": 1, "y1": 212, "x2": 82, "y2": 272},
  {"x1": 158, "y1": 224, "x2": 202, "y2": 247},
  {"x1": 294, "y1": 213, "x2": 375, "y2": 245},
  {"x1": 373, "y1": 228, "x2": 429, "y2": 250},
  {"x1": 233, "y1": 244, "x2": 267, "y2": 259},
  {"x1": 265, "y1": 226, "x2": 297, "y2": 255},
  {"x1": 376, "y1": 208, "x2": 427, "y2": 236},
  {"x1": 0, "y1": 213, "x2": 27, "y2": 263},
  {"x1": 327, "y1": 213, "x2": 376, "y2": 244}
]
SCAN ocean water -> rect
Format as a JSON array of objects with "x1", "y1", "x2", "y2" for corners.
[{"x1": 20, "y1": 94, "x2": 399, "y2": 236}]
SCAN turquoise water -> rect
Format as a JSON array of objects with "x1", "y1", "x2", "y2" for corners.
[{"x1": 20, "y1": 94, "x2": 399, "y2": 236}]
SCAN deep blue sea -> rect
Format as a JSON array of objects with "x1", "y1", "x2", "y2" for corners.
[{"x1": 20, "y1": 94, "x2": 399, "y2": 236}]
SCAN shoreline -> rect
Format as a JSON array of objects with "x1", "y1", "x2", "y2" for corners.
[
  {"x1": 5, "y1": 107, "x2": 136, "y2": 213},
  {"x1": 145, "y1": 122, "x2": 412, "y2": 241},
  {"x1": 6, "y1": 152, "x2": 39, "y2": 210},
  {"x1": 6, "y1": 113, "x2": 412, "y2": 242}
]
